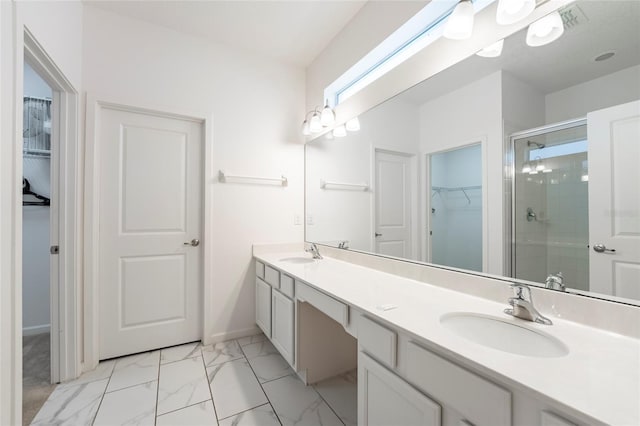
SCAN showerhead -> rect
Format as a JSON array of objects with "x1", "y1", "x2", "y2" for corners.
[{"x1": 527, "y1": 140, "x2": 545, "y2": 149}]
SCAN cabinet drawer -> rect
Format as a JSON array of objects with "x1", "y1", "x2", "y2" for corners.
[
  {"x1": 255, "y1": 260, "x2": 265, "y2": 279},
  {"x1": 280, "y1": 274, "x2": 295, "y2": 299},
  {"x1": 264, "y1": 265, "x2": 280, "y2": 288},
  {"x1": 406, "y1": 342, "x2": 511, "y2": 426},
  {"x1": 358, "y1": 316, "x2": 397, "y2": 368},
  {"x1": 296, "y1": 282, "x2": 348, "y2": 327}
]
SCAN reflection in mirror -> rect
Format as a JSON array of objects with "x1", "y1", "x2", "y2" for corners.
[
  {"x1": 305, "y1": 0, "x2": 640, "y2": 304},
  {"x1": 431, "y1": 144, "x2": 482, "y2": 272}
]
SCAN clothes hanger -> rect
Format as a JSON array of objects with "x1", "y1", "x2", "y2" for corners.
[{"x1": 22, "y1": 178, "x2": 50, "y2": 206}]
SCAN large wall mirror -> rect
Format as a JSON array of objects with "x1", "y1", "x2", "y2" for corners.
[{"x1": 305, "y1": 0, "x2": 640, "y2": 305}]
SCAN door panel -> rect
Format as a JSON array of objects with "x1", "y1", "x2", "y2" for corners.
[
  {"x1": 375, "y1": 151, "x2": 413, "y2": 259},
  {"x1": 99, "y1": 106, "x2": 202, "y2": 359},
  {"x1": 588, "y1": 100, "x2": 640, "y2": 299}
]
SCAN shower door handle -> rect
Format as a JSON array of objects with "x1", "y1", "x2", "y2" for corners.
[{"x1": 593, "y1": 244, "x2": 615, "y2": 253}]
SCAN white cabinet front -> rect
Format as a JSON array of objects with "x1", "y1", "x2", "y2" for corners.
[
  {"x1": 271, "y1": 290, "x2": 295, "y2": 365},
  {"x1": 255, "y1": 277, "x2": 272, "y2": 337},
  {"x1": 359, "y1": 352, "x2": 441, "y2": 426}
]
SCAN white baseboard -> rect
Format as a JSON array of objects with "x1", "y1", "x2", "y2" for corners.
[
  {"x1": 206, "y1": 326, "x2": 261, "y2": 345},
  {"x1": 23, "y1": 324, "x2": 50, "y2": 336}
]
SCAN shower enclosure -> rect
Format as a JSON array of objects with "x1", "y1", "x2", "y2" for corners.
[{"x1": 510, "y1": 120, "x2": 589, "y2": 291}]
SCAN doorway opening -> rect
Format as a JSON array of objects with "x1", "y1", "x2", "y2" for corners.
[
  {"x1": 428, "y1": 143, "x2": 483, "y2": 272},
  {"x1": 22, "y1": 59, "x2": 56, "y2": 425}
]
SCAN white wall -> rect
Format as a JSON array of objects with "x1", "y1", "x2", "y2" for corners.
[
  {"x1": 82, "y1": 6, "x2": 305, "y2": 343},
  {"x1": 420, "y1": 71, "x2": 502, "y2": 274},
  {"x1": 306, "y1": 97, "x2": 420, "y2": 254},
  {"x1": 545, "y1": 65, "x2": 640, "y2": 123},
  {"x1": 18, "y1": 1, "x2": 83, "y2": 91}
]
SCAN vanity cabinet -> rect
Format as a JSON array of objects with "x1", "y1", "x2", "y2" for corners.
[
  {"x1": 271, "y1": 288, "x2": 295, "y2": 364},
  {"x1": 254, "y1": 261, "x2": 296, "y2": 365},
  {"x1": 255, "y1": 277, "x2": 272, "y2": 337}
]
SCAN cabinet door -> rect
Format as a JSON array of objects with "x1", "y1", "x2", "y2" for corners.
[
  {"x1": 271, "y1": 290, "x2": 294, "y2": 365},
  {"x1": 256, "y1": 278, "x2": 271, "y2": 337},
  {"x1": 359, "y1": 352, "x2": 441, "y2": 426}
]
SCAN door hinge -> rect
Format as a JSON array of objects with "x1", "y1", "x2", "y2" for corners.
[{"x1": 50, "y1": 245, "x2": 59, "y2": 255}]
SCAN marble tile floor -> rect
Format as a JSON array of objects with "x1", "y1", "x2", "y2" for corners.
[
  {"x1": 31, "y1": 334, "x2": 357, "y2": 426},
  {"x1": 23, "y1": 332, "x2": 56, "y2": 426}
]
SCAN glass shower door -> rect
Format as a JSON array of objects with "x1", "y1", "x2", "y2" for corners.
[{"x1": 512, "y1": 122, "x2": 589, "y2": 291}]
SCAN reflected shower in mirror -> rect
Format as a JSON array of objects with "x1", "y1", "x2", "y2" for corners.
[{"x1": 305, "y1": 0, "x2": 640, "y2": 305}]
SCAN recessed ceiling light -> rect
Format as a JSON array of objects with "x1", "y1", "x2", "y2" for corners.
[{"x1": 594, "y1": 51, "x2": 616, "y2": 62}]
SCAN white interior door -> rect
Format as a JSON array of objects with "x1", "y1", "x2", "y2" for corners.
[
  {"x1": 374, "y1": 150, "x2": 413, "y2": 259},
  {"x1": 98, "y1": 106, "x2": 203, "y2": 360},
  {"x1": 587, "y1": 100, "x2": 640, "y2": 299}
]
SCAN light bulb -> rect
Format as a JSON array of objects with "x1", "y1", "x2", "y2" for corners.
[
  {"x1": 526, "y1": 12, "x2": 564, "y2": 47},
  {"x1": 309, "y1": 112, "x2": 322, "y2": 133},
  {"x1": 320, "y1": 102, "x2": 335, "y2": 127},
  {"x1": 536, "y1": 161, "x2": 545, "y2": 171},
  {"x1": 333, "y1": 125, "x2": 347, "y2": 138},
  {"x1": 522, "y1": 163, "x2": 531, "y2": 173},
  {"x1": 443, "y1": 0, "x2": 474, "y2": 40},
  {"x1": 301, "y1": 120, "x2": 310, "y2": 136},
  {"x1": 496, "y1": 0, "x2": 535, "y2": 25},
  {"x1": 476, "y1": 39, "x2": 504, "y2": 58},
  {"x1": 345, "y1": 117, "x2": 360, "y2": 132}
]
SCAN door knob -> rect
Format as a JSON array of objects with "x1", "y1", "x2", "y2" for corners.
[
  {"x1": 184, "y1": 239, "x2": 200, "y2": 247},
  {"x1": 375, "y1": 233, "x2": 382, "y2": 237},
  {"x1": 593, "y1": 243, "x2": 615, "y2": 253}
]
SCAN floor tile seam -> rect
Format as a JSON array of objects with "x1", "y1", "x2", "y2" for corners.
[
  {"x1": 312, "y1": 385, "x2": 348, "y2": 426},
  {"x1": 156, "y1": 394, "x2": 213, "y2": 418},
  {"x1": 241, "y1": 349, "x2": 283, "y2": 426},
  {"x1": 104, "y1": 379, "x2": 158, "y2": 395},
  {"x1": 203, "y1": 353, "x2": 249, "y2": 370},
  {"x1": 200, "y1": 347, "x2": 222, "y2": 423},
  {"x1": 154, "y1": 352, "x2": 161, "y2": 426},
  {"x1": 257, "y1": 370, "x2": 296, "y2": 385},
  {"x1": 90, "y1": 371, "x2": 114, "y2": 425},
  {"x1": 159, "y1": 352, "x2": 202, "y2": 366},
  {"x1": 155, "y1": 398, "x2": 214, "y2": 419}
]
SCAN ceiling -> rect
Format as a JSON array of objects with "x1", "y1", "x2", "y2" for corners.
[
  {"x1": 399, "y1": 0, "x2": 640, "y2": 104},
  {"x1": 85, "y1": 0, "x2": 367, "y2": 67}
]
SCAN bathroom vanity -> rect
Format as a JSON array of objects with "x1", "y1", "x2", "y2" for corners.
[{"x1": 253, "y1": 248, "x2": 639, "y2": 426}]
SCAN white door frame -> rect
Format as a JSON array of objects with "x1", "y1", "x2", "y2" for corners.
[
  {"x1": 83, "y1": 95, "x2": 213, "y2": 370},
  {"x1": 371, "y1": 147, "x2": 419, "y2": 260},
  {"x1": 423, "y1": 137, "x2": 489, "y2": 272},
  {"x1": 0, "y1": 16, "x2": 81, "y2": 425}
]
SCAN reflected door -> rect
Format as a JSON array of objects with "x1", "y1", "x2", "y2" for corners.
[
  {"x1": 98, "y1": 106, "x2": 203, "y2": 359},
  {"x1": 374, "y1": 150, "x2": 413, "y2": 259},
  {"x1": 588, "y1": 100, "x2": 640, "y2": 299}
]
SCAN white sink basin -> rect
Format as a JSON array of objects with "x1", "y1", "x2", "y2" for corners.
[
  {"x1": 279, "y1": 257, "x2": 315, "y2": 264},
  {"x1": 440, "y1": 313, "x2": 569, "y2": 358}
]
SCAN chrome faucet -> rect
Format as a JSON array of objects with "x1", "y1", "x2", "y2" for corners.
[
  {"x1": 305, "y1": 243, "x2": 323, "y2": 260},
  {"x1": 338, "y1": 240, "x2": 349, "y2": 249},
  {"x1": 545, "y1": 272, "x2": 565, "y2": 291},
  {"x1": 504, "y1": 284, "x2": 552, "y2": 325}
]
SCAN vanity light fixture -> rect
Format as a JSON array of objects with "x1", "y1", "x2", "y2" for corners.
[
  {"x1": 476, "y1": 39, "x2": 504, "y2": 58},
  {"x1": 309, "y1": 111, "x2": 323, "y2": 133},
  {"x1": 345, "y1": 117, "x2": 361, "y2": 131},
  {"x1": 444, "y1": 0, "x2": 475, "y2": 40},
  {"x1": 526, "y1": 11, "x2": 565, "y2": 47},
  {"x1": 320, "y1": 101, "x2": 336, "y2": 127},
  {"x1": 333, "y1": 124, "x2": 347, "y2": 138},
  {"x1": 302, "y1": 104, "x2": 337, "y2": 135},
  {"x1": 496, "y1": 0, "x2": 535, "y2": 25}
]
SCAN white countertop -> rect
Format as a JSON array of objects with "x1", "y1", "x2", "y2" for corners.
[{"x1": 255, "y1": 251, "x2": 640, "y2": 426}]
